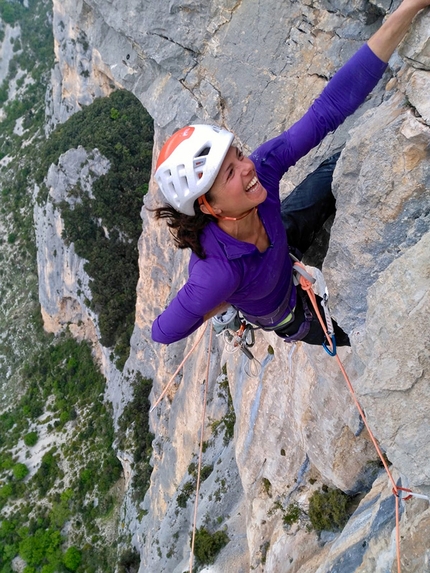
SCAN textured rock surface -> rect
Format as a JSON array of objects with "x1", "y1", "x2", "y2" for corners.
[
  {"x1": 354, "y1": 231, "x2": 430, "y2": 491},
  {"x1": 34, "y1": 147, "x2": 110, "y2": 355},
  {"x1": 46, "y1": 0, "x2": 116, "y2": 132},
  {"x1": 0, "y1": 23, "x2": 21, "y2": 85},
  {"x1": 37, "y1": 0, "x2": 430, "y2": 571}
]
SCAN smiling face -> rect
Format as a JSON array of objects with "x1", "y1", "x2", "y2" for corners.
[{"x1": 200, "y1": 146, "x2": 267, "y2": 219}]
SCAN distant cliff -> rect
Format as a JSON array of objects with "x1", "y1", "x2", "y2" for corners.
[{"x1": 39, "y1": 1, "x2": 430, "y2": 571}]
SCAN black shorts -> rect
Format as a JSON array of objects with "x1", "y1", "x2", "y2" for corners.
[{"x1": 275, "y1": 287, "x2": 350, "y2": 347}]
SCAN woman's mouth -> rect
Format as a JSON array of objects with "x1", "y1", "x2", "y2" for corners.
[{"x1": 245, "y1": 176, "x2": 259, "y2": 193}]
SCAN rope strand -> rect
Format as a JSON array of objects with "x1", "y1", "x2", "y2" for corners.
[
  {"x1": 295, "y1": 263, "x2": 406, "y2": 570},
  {"x1": 189, "y1": 327, "x2": 213, "y2": 572},
  {"x1": 150, "y1": 323, "x2": 209, "y2": 413}
]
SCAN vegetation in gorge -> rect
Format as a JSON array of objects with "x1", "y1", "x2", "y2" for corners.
[
  {"x1": 0, "y1": 0, "x2": 53, "y2": 158},
  {"x1": 0, "y1": 0, "x2": 56, "y2": 392},
  {"x1": 38, "y1": 89, "x2": 154, "y2": 366},
  {"x1": 192, "y1": 527, "x2": 230, "y2": 567},
  {"x1": 209, "y1": 366, "x2": 236, "y2": 446},
  {"x1": 0, "y1": 1, "x2": 152, "y2": 571},
  {"x1": 1, "y1": 0, "x2": 153, "y2": 370},
  {"x1": 308, "y1": 486, "x2": 352, "y2": 532},
  {"x1": 0, "y1": 335, "x2": 124, "y2": 572}
]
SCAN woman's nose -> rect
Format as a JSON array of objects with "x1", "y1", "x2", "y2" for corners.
[{"x1": 241, "y1": 157, "x2": 253, "y2": 174}]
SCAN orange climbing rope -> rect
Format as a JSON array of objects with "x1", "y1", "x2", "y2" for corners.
[
  {"x1": 189, "y1": 326, "x2": 213, "y2": 573},
  {"x1": 294, "y1": 260, "x2": 421, "y2": 573},
  {"x1": 150, "y1": 322, "x2": 209, "y2": 413},
  {"x1": 149, "y1": 322, "x2": 213, "y2": 571}
]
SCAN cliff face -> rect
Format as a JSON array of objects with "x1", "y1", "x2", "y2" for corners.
[
  {"x1": 39, "y1": 1, "x2": 430, "y2": 571},
  {"x1": 34, "y1": 147, "x2": 110, "y2": 349}
]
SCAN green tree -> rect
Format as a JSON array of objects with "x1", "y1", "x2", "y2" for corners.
[
  {"x1": 192, "y1": 527, "x2": 230, "y2": 566},
  {"x1": 308, "y1": 487, "x2": 351, "y2": 532},
  {"x1": 18, "y1": 528, "x2": 62, "y2": 567},
  {"x1": 0, "y1": 484, "x2": 14, "y2": 502},
  {"x1": 33, "y1": 450, "x2": 60, "y2": 495},
  {"x1": 49, "y1": 491, "x2": 73, "y2": 529},
  {"x1": 24, "y1": 431, "x2": 38, "y2": 447},
  {"x1": 12, "y1": 463, "x2": 29, "y2": 481},
  {"x1": 63, "y1": 546, "x2": 82, "y2": 571},
  {"x1": 0, "y1": 0, "x2": 22, "y2": 24}
]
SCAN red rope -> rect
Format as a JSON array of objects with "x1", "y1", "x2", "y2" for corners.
[
  {"x1": 150, "y1": 322, "x2": 209, "y2": 413},
  {"x1": 189, "y1": 326, "x2": 213, "y2": 572},
  {"x1": 296, "y1": 263, "x2": 403, "y2": 572}
]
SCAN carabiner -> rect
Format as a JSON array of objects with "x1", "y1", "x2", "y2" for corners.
[
  {"x1": 322, "y1": 333, "x2": 337, "y2": 356},
  {"x1": 243, "y1": 324, "x2": 255, "y2": 347}
]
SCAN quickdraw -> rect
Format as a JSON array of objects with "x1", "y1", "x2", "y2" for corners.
[
  {"x1": 212, "y1": 309, "x2": 262, "y2": 377},
  {"x1": 291, "y1": 255, "x2": 337, "y2": 355}
]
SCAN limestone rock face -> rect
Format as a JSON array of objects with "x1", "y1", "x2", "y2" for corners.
[
  {"x1": 355, "y1": 232, "x2": 430, "y2": 490},
  {"x1": 34, "y1": 147, "x2": 110, "y2": 354},
  {"x1": 400, "y1": 7, "x2": 430, "y2": 68},
  {"x1": 38, "y1": 1, "x2": 430, "y2": 572},
  {"x1": 46, "y1": 0, "x2": 117, "y2": 133}
]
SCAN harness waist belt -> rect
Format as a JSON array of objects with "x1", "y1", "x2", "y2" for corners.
[
  {"x1": 258, "y1": 307, "x2": 295, "y2": 331},
  {"x1": 241, "y1": 277, "x2": 295, "y2": 330}
]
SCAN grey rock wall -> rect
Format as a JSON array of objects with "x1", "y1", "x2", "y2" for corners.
[
  {"x1": 34, "y1": 147, "x2": 110, "y2": 347},
  {"x1": 38, "y1": 1, "x2": 430, "y2": 571}
]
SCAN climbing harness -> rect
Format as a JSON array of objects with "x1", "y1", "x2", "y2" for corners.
[
  {"x1": 212, "y1": 308, "x2": 262, "y2": 377},
  {"x1": 294, "y1": 259, "x2": 430, "y2": 573}
]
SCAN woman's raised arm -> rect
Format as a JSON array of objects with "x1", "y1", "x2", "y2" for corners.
[{"x1": 368, "y1": 0, "x2": 430, "y2": 62}]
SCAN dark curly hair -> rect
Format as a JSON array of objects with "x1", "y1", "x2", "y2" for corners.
[{"x1": 150, "y1": 195, "x2": 216, "y2": 259}]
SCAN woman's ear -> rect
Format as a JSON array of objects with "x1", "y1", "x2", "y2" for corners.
[
  {"x1": 200, "y1": 203, "x2": 222, "y2": 216},
  {"x1": 199, "y1": 202, "x2": 211, "y2": 215},
  {"x1": 199, "y1": 195, "x2": 222, "y2": 217}
]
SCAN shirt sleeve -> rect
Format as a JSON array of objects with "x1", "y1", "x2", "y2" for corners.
[
  {"x1": 152, "y1": 255, "x2": 241, "y2": 344},
  {"x1": 251, "y1": 43, "x2": 388, "y2": 184}
]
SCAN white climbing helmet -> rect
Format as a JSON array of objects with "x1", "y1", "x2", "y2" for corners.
[{"x1": 155, "y1": 124, "x2": 234, "y2": 216}]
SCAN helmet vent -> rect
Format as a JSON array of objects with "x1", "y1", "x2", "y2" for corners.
[
  {"x1": 166, "y1": 181, "x2": 178, "y2": 204},
  {"x1": 194, "y1": 146, "x2": 210, "y2": 172},
  {"x1": 180, "y1": 176, "x2": 189, "y2": 194},
  {"x1": 193, "y1": 154, "x2": 207, "y2": 180}
]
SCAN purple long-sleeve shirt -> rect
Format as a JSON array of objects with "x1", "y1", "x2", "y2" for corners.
[{"x1": 152, "y1": 44, "x2": 387, "y2": 344}]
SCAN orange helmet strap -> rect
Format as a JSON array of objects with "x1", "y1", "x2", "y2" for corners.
[{"x1": 198, "y1": 195, "x2": 255, "y2": 222}]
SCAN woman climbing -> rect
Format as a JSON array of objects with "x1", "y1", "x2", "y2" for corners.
[{"x1": 151, "y1": 0, "x2": 430, "y2": 346}]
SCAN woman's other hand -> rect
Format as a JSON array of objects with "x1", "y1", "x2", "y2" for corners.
[{"x1": 368, "y1": 0, "x2": 429, "y2": 62}]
